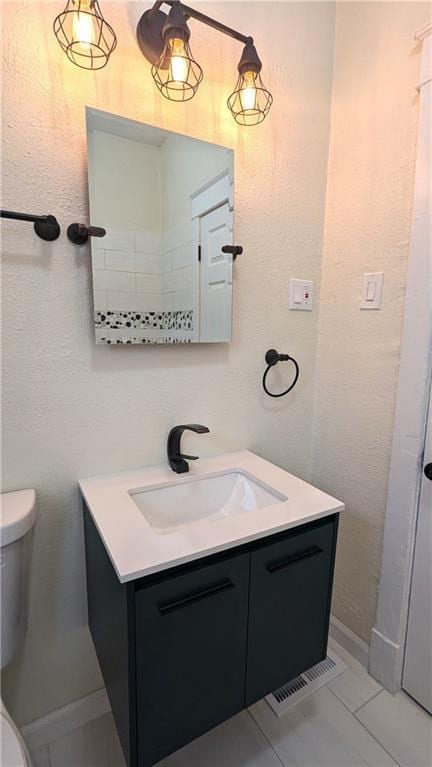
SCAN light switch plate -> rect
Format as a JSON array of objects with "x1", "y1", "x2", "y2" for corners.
[
  {"x1": 361, "y1": 272, "x2": 384, "y2": 309},
  {"x1": 289, "y1": 279, "x2": 313, "y2": 311}
]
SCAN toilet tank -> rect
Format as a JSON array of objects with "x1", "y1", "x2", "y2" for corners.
[{"x1": 1, "y1": 490, "x2": 36, "y2": 670}]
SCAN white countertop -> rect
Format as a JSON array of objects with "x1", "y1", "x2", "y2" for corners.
[{"x1": 79, "y1": 451, "x2": 344, "y2": 583}]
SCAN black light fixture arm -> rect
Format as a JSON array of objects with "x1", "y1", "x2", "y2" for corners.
[
  {"x1": 1, "y1": 209, "x2": 61, "y2": 241},
  {"x1": 137, "y1": 0, "x2": 271, "y2": 124},
  {"x1": 151, "y1": 0, "x2": 251, "y2": 45}
]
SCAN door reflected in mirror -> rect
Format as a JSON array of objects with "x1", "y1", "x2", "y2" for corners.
[{"x1": 86, "y1": 108, "x2": 234, "y2": 344}]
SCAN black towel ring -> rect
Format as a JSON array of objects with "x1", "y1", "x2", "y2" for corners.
[{"x1": 262, "y1": 349, "x2": 300, "y2": 398}]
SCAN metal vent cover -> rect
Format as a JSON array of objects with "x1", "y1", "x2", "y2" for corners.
[{"x1": 266, "y1": 651, "x2": 347, "y2": 716}]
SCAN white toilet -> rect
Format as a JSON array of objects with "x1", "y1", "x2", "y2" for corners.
[{"x1": 1, "y1": 489, "x2": 37, "y2": 767}]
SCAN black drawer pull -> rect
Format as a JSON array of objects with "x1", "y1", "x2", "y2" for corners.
[
  {"x1": 159, "y1": 579, "x2": 234, "y2": 615},
  {"x1": 267, "y1": 545, "x2": 323, "y2": 574}
]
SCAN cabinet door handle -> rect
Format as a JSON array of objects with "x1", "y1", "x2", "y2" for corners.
[
  {"x1": 266, "y1": 545, "x2": 323, "y2": 574},
  {"x1": 158, "y1": 579, "x2": 234, "y2": 615}
]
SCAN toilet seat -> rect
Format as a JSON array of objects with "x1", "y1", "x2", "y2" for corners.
[{"x1": 1, "y1": 701, "x2": 32, "y2": 767}]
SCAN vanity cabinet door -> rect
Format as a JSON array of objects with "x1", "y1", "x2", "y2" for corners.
[
  {"x1": 134, "y1": 552, "x2": 249, "y2": 767},
  {"x1": 245, "y1": 518, "x2": 337, "y2": 706}
]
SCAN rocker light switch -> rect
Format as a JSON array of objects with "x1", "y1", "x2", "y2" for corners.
[
  {"x1": 366, "y1": 281, "x2": 376, "y2": 301},
  {"x1": 361, "y1": 272, "x2": 384, "y2": 309},
  {"x1": 289, "y1": 279, "x2": 313, "y2": 311}
]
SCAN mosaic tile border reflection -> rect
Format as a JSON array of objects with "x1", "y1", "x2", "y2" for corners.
[
  {"x1": 95, "y1": 309, "x2": 194, "y2": 331},
  {"x1": 98, "y1": 336, "x2": 192, "y2": 344}
]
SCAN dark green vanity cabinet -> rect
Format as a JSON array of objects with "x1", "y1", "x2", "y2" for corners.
[
  {"x1": 135, "y1": 552, "x2": 250, "y2": 766},
  {"x1": 245, "y1": 520, "x2": 337, "y2": 705},
  {"x1": 83, "y1": 505, "x2": 338, "y2": 767}
]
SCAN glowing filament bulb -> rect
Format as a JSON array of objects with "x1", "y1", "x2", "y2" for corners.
[
  {"x1": 73, "y1": 1, "x2": 95, "y2": 50},
  {"x1": 240, "y1": 71, "x2": 257, "y2": 111},
  {"x1": 169, "y1": 38, "x2": 188, "y2": 83}
]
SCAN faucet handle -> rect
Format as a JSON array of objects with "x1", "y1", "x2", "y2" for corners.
[
  {"x1": 184, "y1": 424, "x2": 210, "y2": 435},
  {"x1": 179, "y1": 454, "x2": 199, "y2": 461}
]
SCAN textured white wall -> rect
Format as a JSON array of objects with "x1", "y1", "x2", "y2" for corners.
[
  {"x1": 312, "y1": 1, "x2": 428, "y2": 643},
  {"x1": 1, "y1": 1, "x2": 335, "y2": 724}
]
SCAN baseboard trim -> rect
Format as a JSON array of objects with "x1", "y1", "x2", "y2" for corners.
[
  {"x1": 369, "y1": 626, "x2": 404, "y2": 693},
  {"x1": 21, "y1": 688, "x2": 110, "y2": 752},
  {"x1": 329, "y1": 615, "x2": 369, "y2": 669}
]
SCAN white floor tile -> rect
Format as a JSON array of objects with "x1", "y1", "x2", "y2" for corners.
[
  {"x1": 327, "y1": 638, "x2": 382, "y2": 712},
  {"x1": 356, "y1": 689, "x2": 432, "y2": 767},
  {"x1": 48, "y1": 728, "x2": 86, "y2": 767},
  {"x1": 250, "y1": 686, "x2": 397, "y2": 767},
  {"x1": 30, "y1": 745, "x2": 51, "y2": 767},
  {"x1": 47, "y1": 714, "x2": 126, "y2": 767},
  {"x1": 155, "y1": 711, "x2": 283, "y2": 767},
  {"x1": 41, "y1": 644, "x2": 432, "y2": 767},
  {"x1": 83, "y1": 712, "x2": 126, "y2": 767}
]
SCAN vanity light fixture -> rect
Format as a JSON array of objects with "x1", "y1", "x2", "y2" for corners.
[
  {"x1": 53, "y1": 0, "x2": 117, "y2": 70},
  {"x1": 137, "y1": 0, "x2": 273, "y2": 125},
  {"x1": 227, "y1": 39, "x2": 273, "y2": 126},
  {"x1": 151, "y1": 3, "x2": 203, "y2": 102}
]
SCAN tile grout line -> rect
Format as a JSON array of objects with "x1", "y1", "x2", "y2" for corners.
[
  {"x1": 31, "y1": 745, "x2": 52, "y2": 767},
  {"x1": 325, "y1": 686, "x2": 402, "y2": 766},
  {"x1": 246, "y1": 709, "x2": 286, "y2": 767},
  {"x1": 327, "y1": 644, "x2": 388, "y2": 716},
  {"x1": 327, "y1": 664, "x2": 384, "y2": 714},
  {"x1": 351, "y1": 688, "x2": 383, "y2": 715}
]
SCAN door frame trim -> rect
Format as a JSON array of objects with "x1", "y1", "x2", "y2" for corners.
[
  {"x1": 192, "y1": 177, "x2": 233, "y2": 342},
  {"x1": 369, "y1": 21, "x2": 432, "y2": 693},
  {"x1": 191, "y1": 169, "x2": 233, "y2": 220}
]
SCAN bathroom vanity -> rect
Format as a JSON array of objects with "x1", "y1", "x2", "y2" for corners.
[{"x1": 80, "y1": 451, "x2": 343, "y2": 767}]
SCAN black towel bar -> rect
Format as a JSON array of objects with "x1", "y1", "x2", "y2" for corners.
[{"x1": 1, "y1": 209, "x2": 60, "y2": 241}]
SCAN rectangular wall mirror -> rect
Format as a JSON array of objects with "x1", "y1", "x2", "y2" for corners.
[{"x1": 86, "y1": 108, "x2": 234, "y2": 345}]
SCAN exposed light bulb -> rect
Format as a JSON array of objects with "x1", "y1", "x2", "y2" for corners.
[
  {"x1": 73, "y1": 1, "x2": 95, "y2": 51},
  {"x1": 169, "y1": 38, "x2": 188, "y2": 83},
  {"x1": 53, "y1": 0, "x2": 117, "y2": 70},
  {"x1": 240, "y1": 71, "x2": 257, "y2": 111}
]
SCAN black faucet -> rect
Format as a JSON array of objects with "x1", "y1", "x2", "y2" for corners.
[{"x1": 167, "y1": 424, "x2": 210, "y2": 474}]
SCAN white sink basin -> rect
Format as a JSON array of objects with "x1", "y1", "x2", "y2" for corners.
[
  {"x1": 79, "y1": 451, "x2": 344, "y2": 581},
  {"x1": 129, "y1": 470, "x2": 286, "y2": 534}
]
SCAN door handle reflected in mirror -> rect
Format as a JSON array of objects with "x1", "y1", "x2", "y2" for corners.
[
  {"x1": 221, "y1": 244, "x2": 243, "y2": 260},
  {"x1": 67, "y1": 223, "x2": 106, "y2": 245}
]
